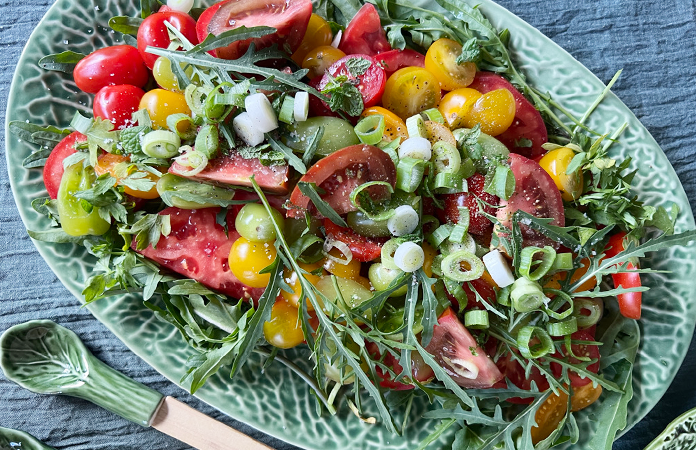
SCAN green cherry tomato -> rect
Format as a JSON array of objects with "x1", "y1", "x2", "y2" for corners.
[
  {"x1": 284, "y1": 117, "x2": 360, "y2": 157},
  {"x1": 235, "y1": 203, "x2": 285, "y2": 242},
  {"x1": 346, "y1": 211, "x2": 391, "y2": 238},
  {"x1": 368, "y1": 263, "x2": 407, "y2": 296},
  {"x1": 57, "y1": 162, "x2": 111, "y2": 236}
]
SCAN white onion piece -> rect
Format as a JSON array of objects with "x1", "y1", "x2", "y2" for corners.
[
  {"x1": 387, "y1": 205, "x2": 419, "y2": 236},
  {"x1": 244, "y1": 93, "x2": 278, "y2": 133},
  {"x1": 331, "y1": 30, "x2": 343, "y2": 49},
  {"x1": 482, "y1": 249, "x2": 515, "y2": 287},
  {"x1": 323, "y1": 238, "x2": 353, "y2": 265},
  {"x1": 398, "y1": 137, "x2": 432, "y2": 160},
  {"x1": 393, "y1": 242, "x2": 424, "y2": 273},
  {"x1": 167, "y1": 0, "x2": 194, "y2": 13},
  {"x1": 294, "y1": 92, "x2": 309, "y2": 122},
  {"x1": 233, "y1": 112, "x2": 265, "y2": 146}
]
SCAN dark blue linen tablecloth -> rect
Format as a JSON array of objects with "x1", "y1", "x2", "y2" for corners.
[{"x1": 1, "y1": 1, "x2": 695, "y2": 449}]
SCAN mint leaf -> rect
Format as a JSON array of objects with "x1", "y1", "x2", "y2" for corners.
[
  {"x1": 120, "y1": 126, "x2": 151, "y2": 154},
  {"x1": 320, "y1": 73, "x2": 364, "y2": 117},
  {"x1": 345, "y1": 57, "x2": 371, "y2": 77}
]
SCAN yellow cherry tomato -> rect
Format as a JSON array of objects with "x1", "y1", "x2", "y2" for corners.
[
  {"x1": 424, "y1": 38, "x2": 477, "y2": 91},
  {"x1": 94, "y1": 153, "x2": 160, "y2": 199},
  {"x1": 381, "y1": 67, "x2": 441, "y2": 120},
  {"x1": 281, "y1": 262, "x2": 324, "y2": 310},
  {"x1": 323, "y1": 248, "x2": 362, "y2": 280},
  {"x1": 302, "y1": 45, "x2": 346, "y2": 80},
  {"x1": 462, "y1": 88, "x2": 516, "y2": 136},
  {"x1": 229, "y1": 237, "x2": 277, "y2": 288},
  {"x1": 422, "y1": 242, "x2": 436, "y2": 278},
  {"x1": 538, "y1": 147, "x2": 584, "y2": 201},
  {"x1": 361, "y1": 106, "x2": 408, "y2": 143},
  {"x1": 263, "y1": 298, "x2": 305, "y2": 349},
  {"x1": 139, "y1": 88, "x2": 191, "y2": 129},
  {"x1": 438, "y1": 88, "x2": 482, "y2": 129},
  {"x1": 291, "y1": 14, "x2": 333, "y2": 65}
]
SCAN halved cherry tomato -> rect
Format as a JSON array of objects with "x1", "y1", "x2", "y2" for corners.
[
  {"x1": 376, "y1": 49, "x2": 425, "y2": 78},
  {"x1": 496, "y1": 153, "x2": 565, "y2": 249},
  {"x1": 282, "y1": 262, "x2": 323, "y2": 310},
  {"x1": 462, "y1": 89, "x2": 516, "y2": 137},
  {"x1": 424, "y1": 38, "x2": 476, "y2": 91},
  {"x1": 545, "y1": 257, "x2": 598, "y2": 293},
  {"x1": 73, "y1": 46, "x2": 149, "y2": 94},
  {"x1": 604, "y1": 231, "x2": 642, "y2": 319},
  {"x1": 361, "y1": 106, "x2": 408, "y2": 143},
  {"x1": 292, "y1": 13, "x2": 333, "y2": 64},
  {"x1": 93, "y1": 85, "x2": 145, "y2": 129},
  {"x1": 137, "y1": 11, "x2": 198, "y2": 69},
  {"x1": 317, "y1": 54, "x2": 387, "y2": 109},
  {"x1": 538, "y1": 147, "x2": 584, "y2": 201},
  {"x1": 324, "y1": 218, "x2": 387, "y2": 262},
  {"x1": 302, "y1": 46, "x2": 346, "y2": 80},
  {"x1": 264, "y1": 298, "x2": 306, "y2": 349},
  {"x1": 550, "y1": 330, "x2": 600, "y2": 387},
  {"x1": 229, "y1": 236, "x2": 278, "y2": 288},
  {"x1": 338, "y1": 3, "x2": 392, "y2": 56},
  {"x1": 382, "y1": 67, "x2": 441, "y2": 120},
  {"x1": 43, "y1": 132, "x2": 86, "y2": 199},
  {"x1": 287, "y1": 144, "x2": 396, "y2": 218},
  {"x1": 366, "y1": 342, "x2": 434, "y2": 390},
  {"x1": 323, "y1": 248, "x2": 362, "y2": 279},
  {"x1": 138, "y1": 88, "x2": 191, "y2": 129},
  {"x1": 439, "y1": 173, "x2": 498, "y2": 236},
  {"x1": 93, "y1": 153, "x2": 160, "y2": 199},
  {"x1": 424, "y1": 308, "x2": 503, "y2": 388},
  {"x1": 469, "y1": 72, "x2": 548, "y2": 158},
  {"x1": 199, "y1": 0, "x2": 312, "y2": 60},
  {"x1": 438, "y1": 88, "x2": 482, "y2": 129}
]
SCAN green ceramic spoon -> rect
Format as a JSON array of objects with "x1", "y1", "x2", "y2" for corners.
[
  {"x1": 0, "y1": 426, "x2": 55, "y2": 450},
  {"x1": 0, "y1": 320, "x2": 272, "y2": 450}
]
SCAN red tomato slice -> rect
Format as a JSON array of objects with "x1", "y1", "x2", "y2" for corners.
[
  {"x1": 424, "y1": 307, "x2": 503, "y2": 388},
  {"x1": 338, "y1": 3, "x2": 392, "y2": 56},
  {"x1": 137, "y1": 11, "x2": 199, "y2": 68},
  {"x1": 462, "y1": 278, "x2": 497, "y2": 309},
  {"x1": 550, "y1": 330, "x2": 600, "y2": 387},
  {"x1": 439, "y1": 172, "x2": 498, "y2": 236},
  {"x1": 73, "y1": 46, "x2": 149, "y2": 94},
  {"x1": 93, "y1": 85, "x2": 145, "y2": 129},
  {"x1": 323, "y1": 219, "x2": 386, "y2": 262},
  {"x1": 287, "y1": 144, "x2": 396, "y2": 219},
  {"x1": 169, "y1": 151, "x2": 290, "y2": 195},
  {"x1": 376, "y1": 49, "x2": 425, "y2": 78},
  {"x1": 200, "y1": 0, "x2": 312, "y2": 60},
  {"x1": 317, "y1": 54, "x2": 387, "y2": 110},
  {"x1": 137, "y1": 207, "x2": 264, "y2": 301},
  {"x1": 469, "y1": 72, "x2": 548, "y2": 159},
  {"x1": 43, "y1": 132, "x2": 87, "y2": 199},
  {"x1": 366, "y1": 342, "x2": 434, "y2": 390},
  {"x1": 496, "y1": 153, "x2": 565, "y2": 249}
]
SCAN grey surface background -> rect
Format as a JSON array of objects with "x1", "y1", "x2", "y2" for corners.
[{"x1": 1, "y1": 0, "x2": 695, "y2": 449}]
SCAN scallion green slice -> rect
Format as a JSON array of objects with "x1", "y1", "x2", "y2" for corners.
[
  {"x1": 465, "y1": 310, "x2": 489, "y2": 329},
  {"x1": 546, "y1": 317, "x2": 578, "y2": 337},
  {"x1": 441, "y1": 250, "x2": 484, "y2": 282},
  {"x1": 167, "y1": 113, "x2": 196, "y2": 140},
  {"x1": 194, "y1": 124, "x2": 219, "y2": 159},
  {"x1": 510, "y1": 277, "x2": 546, "y2": 312},
  {"x1": 406, "y1": 114, "x2": 426, "y2": 138},
  {"x1": 517, "y1": 326, "x2": 554, "y2": 359},
  {"x1": 420, "y1": 108, "x2": 445, "y2": 123},
  {"x1": 427, "y1": 224, "x2": 453, "y2": 249},
  {"x1": 354, "y1": 114, "x2": 386, "y2": 145},
  {"x1": 141, "y1": 130, "x2": 181, "y2": 159},
  {"x1": 573, "y1": 298, "x2": 604, "y2": 328},
  {"x1": 279, "y1": 95, "x2": 296, "y2": 125},
  {"x1": 551, "y1": 252, "x2": 574, "y2": 272},
  {"x1": 519, "y1": 246, "x2": 557, "y2": 281},
  {"x1": 396, "y1": 157, "x2": 426, "y2": 193},
  {"x1": 432, "y1": 141, "x2": 461, "y2": 174}
]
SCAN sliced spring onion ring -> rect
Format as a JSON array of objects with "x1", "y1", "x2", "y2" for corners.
[
  {"x1": 166, "y1": 113, "x2": 196, "y2": 140},
  {"x1": 398, "y1": 137, "x2": 432, "y2": 160},
  {"x1": 233, "y1": 112, "x2": 264, "y2": 146},
  {"x1": 381, "y1": 238, "x2": 402, "y2": 270},
  {"x1": 194, "y1": 124, "x2": 219, "y2": 159},
  {"x1": 442, "y1": 235, "x2": 476, "y2": 256},
  {"x1": 510, "y1": 277, "x2": 547, "y2": 313},
  {"x1": 547, "y1": 317, "x2": 578, "y2": 337},
  {"x1": 141, "y1": 130, "x2": 181, "y2": 158},
  {"x1": 294, "y1": 92, "x2": 309, "y2": 122},
  {"x1": 323, "y1": 238, "x2": 353, "y2": 265},
  {"x1": 497, "y1": 285, "x2": 511, "y2": 306},
  {"x1": 551, "y1": 252, "x2": 574, "y2": 272},
  {"x1": 573, "y1": 298, "x2": 604, "y2": 328},
  {"x1": 245, "y1": 92, "x2": 278, "y2": 133},
  {"x1": 174, "y1": 147, "x2": 208, "y2": 176},
  {"x1": 519, "y1": 246, "x2": 557, "y2": 280},
  {"x1": 184, "y1": 84, "x2": 210, "y2": 116},
  {"x1": 279, "y1": 96, "x2": 296, "y2": 124},
  {"x1": 204, "y1": 82, "x2": 232, "y2": 121},
  {"x1": 396, "y1": 157, "x2": 426, "y2": 193},
  {"x1": 387, "y1": 205, "x2": 419, "y2": 237},
  {"x1": 354, "y1": 115, "x2": 386, "y2": 145},
  {"x1": 441, "y1": 250, "x2": 484, "y2": 282},
  {"x1": 464, "y1": 310, "x2": 489, "y2": 329},
  {"x1": 393, "y1": 241, "x2": 425, "y2": 273},
  {"x1": 432, "y1": 171, "x2": 465, "y2": 193},
  {"x1": 482, "y1": 250, "x2": 515, "y2": 288},
  {"x1": 543, "y1": 289, "x2": 574, "y2": 320},
  {"x1": 70, "y1": 111, "x2": 93, "y2": 134},
  {"x1": 427, "y1": 224, "x2": 453, "y2": 249},
  {"x1": 445, "y1": 278, "x2": 468, "y2": 309},
  {"x1": 431, "y1": 141, "x2": 461, "y2": 174},
  {"x1": 348, "y1": 181, "x2": 394, "y2": 220},
  {"x1": 517, "y1": 326, "x2": 554, "y2": 359},
  {"x1": 378, "y1": 139, "x2": 400, "y2": 164},
  {"x1": 420, "y1": 108, "x2": 445, "y2": 123},
  {"x1": 448, "y1": 207, "x2": 470, "y2": 243},
  {"x1": 406, "y1": 114, "x2": 426, "y2": 138}
]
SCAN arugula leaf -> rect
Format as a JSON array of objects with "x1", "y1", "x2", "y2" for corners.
[
  {"x1": 265, "y1": 134, "x2": 307, "y2": 173},
  {"x1": 108, "y1": 16, "x2": 143, "y2": 36},
  {"x1": 140, "y1": 0, "x2": 163, "y2": 18},
  {"x1": 190, "y1": 26, "x2": 277, "y2": 54},
  {"x1": 38, "y1": 51, "x2": 85, "y2": 73},
  {"x1": 296, "y1": 181, "x2": 348, "y2": 227},
  {"x1": 456, "y1": 37, "x2": 481, "y2": 64},
  {"x1": 302, "y1": 126, "x2": 325, "y2": 166}
]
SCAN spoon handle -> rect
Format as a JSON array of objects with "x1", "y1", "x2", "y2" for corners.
[{"x1": 150, "y1": 396, "x2": 274, "y2": 450}]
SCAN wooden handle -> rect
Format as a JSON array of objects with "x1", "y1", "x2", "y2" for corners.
[{"x1": 150, "y1": 396, "x2": 274, "y2": 450}]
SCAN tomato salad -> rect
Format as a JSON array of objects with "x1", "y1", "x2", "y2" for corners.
[{"x1": 15, "y1": 0, "x2": 696, "y2": 448}]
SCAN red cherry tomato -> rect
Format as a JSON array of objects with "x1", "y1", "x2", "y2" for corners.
[
  {"x1": 550, "y1": 330, "x2": 600, "y2": 387},
  {"x1": 439, "y1": 172, "x2": 498, "y2": 236},
  {"x1": 366, "y1": 342, "x2": 434, "y2": 390},
  {"x1": 317, "y1": 54, "x2": 387, "y2": 110},
  {"x1": 376, "y1": 49, "x2": 425, "y2": 78},
  {"x1": 287, "y1": 145, "x2": 396, "y2": 219},
  {"x1": 496, "y1": 153, "x2": 565, "y2": 249},
  {"x1": 496, "y1": 352, "x2": 551, "y2": 404},
  {"x1": 197, "y1": 0, "x2": 312, "y2": 60},
  {"x1": 323, "y1": 219, "x2": 387, "y2": 262},
  {"x1": 604, "y1": 232, "x2": 642, "y2": 319},
  {"x1": 469, "y1": 72, "x2": 548, "y2": 159},
  {"x1": 338, "y1": 3, "x2": 392, "y2": 56},
  {"x1": 72, "y1": 45, "x2": 149, "y2": 94},
  {"x1": 307, "y1": 76, "x2": 339, "y2": 118},
  {"x1": 93, "y1": 85, "x2": 145, "y2": 129},
  {"x1": 43, "y1": 132, "x2": 87, "y2": 199},
  {"x1": 137, "y1": 11, "x2": 199, "y2": 69}
]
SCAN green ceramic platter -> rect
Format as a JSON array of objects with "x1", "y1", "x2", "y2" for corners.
[{"x1": 5, "y1": 0, "x2": 696, "y2": 448}]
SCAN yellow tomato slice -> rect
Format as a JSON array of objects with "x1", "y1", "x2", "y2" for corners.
[
  {"x1": 291, "y1": 13, "x2": 333, "y2": 65},
  {"x1": 424, "y1": 38, "x2": 477, "y2": 91},
  {"x1": 302, "y1": 45, "x2": 346, "y2": 80},
  {"x1": 462, "y1": 88, "x2": 516, "y2": 136},
  {"x1": 382, "y1": 67, "x2": 441, "y2": 120},
  {"x1": 538, "y1": 147, "x2": 584, "y2": 201},
  {"x1": 438, "y1": 88, "x2": 482, "y2": 129}
]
